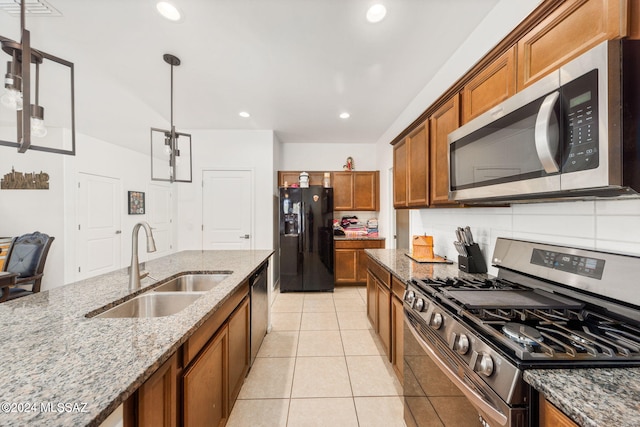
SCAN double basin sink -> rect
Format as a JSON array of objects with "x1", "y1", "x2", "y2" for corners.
[{"x1": 92, "y1": 273, "x2": 232, "y2": 319}]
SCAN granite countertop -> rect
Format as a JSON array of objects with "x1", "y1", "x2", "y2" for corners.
[
  {"x1": 0, "y1": 250, "x2": 273, "y2": 427},
  {"x1": 525, "y1": 368, "x2": 640, "y2": 427},
  {"x1": 364, "y1": 248, "x2": 487, "y2": 282},
  {"x1": 365, "y1": 249, "x2": 640, "y2": 427}
]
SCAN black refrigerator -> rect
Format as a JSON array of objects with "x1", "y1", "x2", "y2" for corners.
[{"x1": 279, "y1": 186, "x2": 334, "y2": 292}]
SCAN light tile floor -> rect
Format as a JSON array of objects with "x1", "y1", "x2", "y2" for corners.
[{"x1": 227, "y1": 285, "x2": 406, "y2": 427}]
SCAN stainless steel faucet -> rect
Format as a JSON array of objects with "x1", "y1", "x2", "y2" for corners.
[{"x1": 129, "y1": 222, "x2": 157, "y2": 291}]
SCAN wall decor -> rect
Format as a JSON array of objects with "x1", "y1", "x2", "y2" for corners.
[
  {"x1": 128, "y1": 191, "x2": 145, "y2": 215},
  {"x1": 0, "y1": 167, "x2": 49, "y2": 189}
]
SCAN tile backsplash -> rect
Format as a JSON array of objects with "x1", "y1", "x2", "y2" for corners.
[{"x1": 411, "y1": 198, "x2": 640, "y2": 276}]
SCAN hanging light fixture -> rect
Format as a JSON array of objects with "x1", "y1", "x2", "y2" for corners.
[
  {"x1": 0, "y1": 0, "x2": 76, "y2": 155},
  {"x1": 150, "y1": 54, "x2": 192, "y2": 183}
]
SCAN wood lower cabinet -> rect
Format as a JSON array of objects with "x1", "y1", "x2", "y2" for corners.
[
  {"x1": 429, "y1": 94, "x2": 460, "y2": 206},
  {"x1": 377, "y1": 280, "x2": 391, "y2": 358},
  {"x1": 539, "y1": 395, "x2": 578, "y2": 427},
  {"x1": 517, "y1": 0, "x2": 628, "y2": 90},
  {"x1": 335, "y1": 239, "x2": 385, "y2": 285},
  {"x1": 183, "y1": 326, "x2": 228, "y2": 427},
  {"x1": 131, "y1": 353, "x2": 179, "y2": 427},
  {"x1": 366, "y1": 271, "x2": 378, "y2": 328},
  {"x1": 126, "y1": 276, "x2": 254, "y2": 427},
  {"x1": 228, "y1": 296, "x2": 250, "y2": 409},
  {"x1": 333, "y1": 171, "x2": 379, "y2": 211},
  {"x1": 390, "y1": 276, "x2": 405, "y2": 383},
  {"x1": 462, "y1": 46, "x2": 516, "y2": 124}
]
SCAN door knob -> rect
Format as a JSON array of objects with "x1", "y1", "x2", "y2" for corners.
[{"x1": 239, "y1": 234, "x2": 250, "y2": 239}]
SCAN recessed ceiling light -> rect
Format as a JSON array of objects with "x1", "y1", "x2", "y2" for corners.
[
  {"x1": 366, "y1": 4, "x2": 387, "y2": 23},
  {"x1": 339, "y1": 112, "x2": 350, "y2": 119},
  {"x1": 239, "y1": 111, "x2": 251, "y2": 118},
  {"x1": 156, "y1": 2, "x2": 182, "y2": 21}
]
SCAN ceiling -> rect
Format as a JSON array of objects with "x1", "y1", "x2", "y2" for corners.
[{"x1": 0, "y1": 0, "x2": 501, "y2": 153}]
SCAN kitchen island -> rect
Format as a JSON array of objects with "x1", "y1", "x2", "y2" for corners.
[
  {"x1": 366, "y1": 248, "x2": 640, "y2": 427},
  {"x1": 0, "y1": 250, "x2": 272, "y2": 427}
]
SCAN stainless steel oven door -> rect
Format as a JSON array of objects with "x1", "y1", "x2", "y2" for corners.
[{"x1": 404, "y1": 312, "x2": 528, "y2": 427}]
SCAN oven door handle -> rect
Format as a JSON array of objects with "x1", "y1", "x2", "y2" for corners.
[
  {"x1": 405, "y1": 317, "x2": 509, "y2": 427},
  {"x1": 534, "y1": 91, "x2": 561, "y2": 174}
]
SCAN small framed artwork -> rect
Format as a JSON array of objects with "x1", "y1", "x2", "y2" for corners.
[{"x1": 128, "y1": 191, "x2": 145, "y2": 215}]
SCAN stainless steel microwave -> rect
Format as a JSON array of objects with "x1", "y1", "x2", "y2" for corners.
[{"x1": 448, "y1": 40, "x2": 640, "y2": 203}]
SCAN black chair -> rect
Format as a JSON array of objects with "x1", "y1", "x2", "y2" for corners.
[{"x1": 1, "y1": 232, "x2": 54, "y2": 302}]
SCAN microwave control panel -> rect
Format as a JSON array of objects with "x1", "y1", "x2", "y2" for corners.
[{"x1": 563, "y1": 69, "x2": 599, "y2": 173}]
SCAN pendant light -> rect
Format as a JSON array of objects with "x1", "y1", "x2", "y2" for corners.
[
  {"x1": 150, "y1": 54, "x2": 192, "y2": 183},
  {"x1": 0, "y1": 0, "x2": 76, "y2": 155}
]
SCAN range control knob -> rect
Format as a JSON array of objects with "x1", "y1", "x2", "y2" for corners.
[
  {"x1": 476, "y1": 352, "x2": 494, "y2": 377},
  {"x1": 454, "y1": 334, "x2": 470, "y2": 355},
  {"x1": 405, "y1": 290, "x2": 415, "y2": 305},
  {"x1": 430, "y1": 312, "x2": 443, "y2": 330},
  {"x1": 414, "y1": 298, "x2": 425, "y2": 312}
]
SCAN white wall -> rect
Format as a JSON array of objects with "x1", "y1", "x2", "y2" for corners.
[
  {"x1": 176, "y1": 129, "x2": 276, "y2": 251},
  {"x1": 281, "y1": 142, "x2": 377, "y2": 171},
  {"x1": 0, "y1": 130, "x2": 175, "y2": 290}
]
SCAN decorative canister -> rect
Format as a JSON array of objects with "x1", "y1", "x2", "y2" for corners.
[{"x1": 299, "y1": 172, "x2": 310, "y2": 188}]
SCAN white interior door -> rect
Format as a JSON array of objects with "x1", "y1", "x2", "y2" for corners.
[
  {"x1": 147, "y1": 183, "x2": 173, "y2": 257},
  {"x1": 77, "y1": 173, "x2": 121, "y2": 280},
  {"x1": 202, "y1": 170, "x2": 252, "y2": 250}
]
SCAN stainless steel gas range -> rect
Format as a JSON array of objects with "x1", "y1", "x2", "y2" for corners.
[{"x1": 403, "y1": 238, "x2": 640, "y2": 427}]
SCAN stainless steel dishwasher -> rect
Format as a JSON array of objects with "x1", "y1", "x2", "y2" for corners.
[{"x1": 250, "y1": 262, "x2": 268, "y2": 366}]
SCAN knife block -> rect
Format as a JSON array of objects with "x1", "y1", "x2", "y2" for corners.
[{"x1": 458, "y1": 243, "x2": 487, "y2": 274}]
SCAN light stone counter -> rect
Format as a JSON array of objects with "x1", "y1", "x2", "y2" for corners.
[
  {"x1": 0, "y1": 250, "x2": 272, "y2": 427},
  {"x1": 365, "y1": 249, "x2": 640, "y2": 427}
]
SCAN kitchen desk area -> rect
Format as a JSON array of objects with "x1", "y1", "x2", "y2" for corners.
[
  {"x1": 366, "y1": 248, "x2": 640, "y2": 427},
  {"x1": 0, "y1": 250, "x2": 272, "y2": 427}
]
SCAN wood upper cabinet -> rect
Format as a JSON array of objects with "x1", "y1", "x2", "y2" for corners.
[
  {"x1": 407, "y1": 121, "x2": 429, "y2": 207},
  {"x1": 228, "y1": 296, "x2": 250, "y2": 410},
  {"x1": 134, "y1": 353, "x2": 179, "y2": 427},
  {"x1": 517, "y1": 0, "x2": 629, "y2": 90},
  {"x1": 333, "y1": 171, "x2": 379, "y2": 211},
  {"x1": 429, "y1": 94, "x2": 460, "y2": 205},
  {"x1": 393, "y1": 119, "x2": 429, "y2": 209},
  {"x1": 393, "y1": 138, "x2": 408, "y2": 208},
  {"x1": 462, "y1": 46, "x2": 516, "y2": 124},
  {"x1": 278, "y1": 171, "x2": 327, "y2": 187},
  {"x1": 183, "y1": 325, "x2": 229, "y2": 427}
]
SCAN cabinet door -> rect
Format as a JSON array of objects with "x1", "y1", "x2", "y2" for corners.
[
  {"x1": 183, "y1": 326, "x2": 228, "y2": 427},
  {"x1": 539, "y1": 395, "x2": 578, "y2": 427},
  {"x1": 462, "y1": 46, "x2": 516, "y2": 124},
  {"x1": 517, "y1": 0, "x2": 627, "y2": 90},
  {"x1": 366, "y1": 271, "x2": 378, "y2": 329},
  {"x1": 377, "y1": 281, "x2": 391, "y2": 360},
  {"x1": 228, "y1": 296, "x2": 250, "y2": 410},
  {"x1": 353, "y1": 172, "x2": 379, "y2": 211},
  {"x1": 407, "y1": 121, "x2": 429, "y2": 207},
  {"x1": 393, "y1": 139, "x2": 408, "y2": 208},
  {"x1": 430, "y1": 94, "x2": 459, "y2": 205},
  {"x1": 356, "y1": 249, "x2": 369, "y2": 283},
  {"x1": 391, "y1": 295, "x2": 404, "y2": 384},
  {"x1": 136, "y1": 353, "x2": 178, "y2": 427},
  {"x1": 334, "y1": 248, "x2": 358, "y2": 283},
  {"x1": 333, "y1": 172, "x2": 354, "y2": 210}
]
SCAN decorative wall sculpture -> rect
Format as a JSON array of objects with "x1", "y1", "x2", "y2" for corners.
[{"x1": 1, "y1": 167, "x2": 49, "y2": 190}]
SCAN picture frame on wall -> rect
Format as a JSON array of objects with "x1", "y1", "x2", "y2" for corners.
[{"x1": 128, "y1": 191, "x2": 145, "y2": 215}]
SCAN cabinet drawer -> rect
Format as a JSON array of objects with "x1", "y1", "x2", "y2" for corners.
[
  {"x1": 367, "y1": 258, "x2": 390, "y2": 289},
  {"x1": 334, "y1": 239, "x2": 384, "y2": 249},
  {"x1": 391, "y1": 275, "x2": 406, "y2": 301}
]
